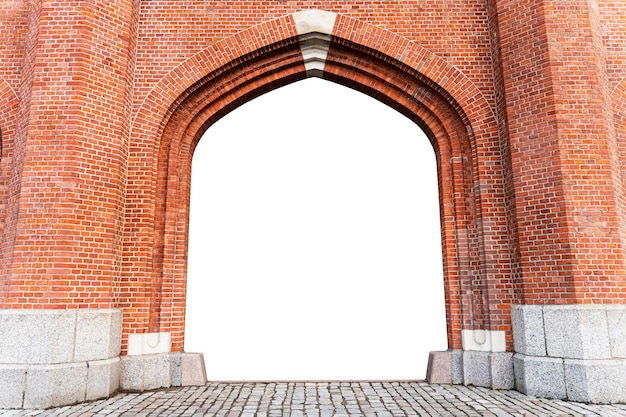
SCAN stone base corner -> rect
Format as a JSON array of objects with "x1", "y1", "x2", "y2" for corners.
[
  {"x1": 426, "y1": 351, "x2": 452, "y2": 384},
  {"x1": 120, "y1": 352, "x2": 207, "y2": 392},
  {"x1": 0, "y1": 308, "x2": 122, "y2": 410},
  {"x1": 512, "y1": 304, "x2": 626, "y2": 404},
  {"x1": 180, "y1": 352, "x2": 207, "y2": 386},
  {"x1": 426, "y1": 349, "x2": 514, "y2": 390}
]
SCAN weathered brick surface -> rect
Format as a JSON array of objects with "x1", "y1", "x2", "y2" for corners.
[
  {"x1": 0, "y1": 1, "x2": 623, "y2": 355},
  {"x1": 496, "y1": 0, "x2": 625, "y2": 305}
]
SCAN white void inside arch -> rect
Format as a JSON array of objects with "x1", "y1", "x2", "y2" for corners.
[{"x1": 185, "y1": 78, "x2": 447, "y2": 380}]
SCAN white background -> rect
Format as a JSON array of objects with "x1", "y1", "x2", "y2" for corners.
[{"x1": 185, "y1": 78, "x2": 447, "y2": 381}]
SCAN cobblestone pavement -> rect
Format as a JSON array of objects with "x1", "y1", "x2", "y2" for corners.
[{"x1": 2, "y1": 382, "x2": 626, "y2": 417}]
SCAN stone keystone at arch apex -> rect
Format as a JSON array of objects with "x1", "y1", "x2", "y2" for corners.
[{"x1": 0, "y1": 2, "x2": 625, "y2": 409}]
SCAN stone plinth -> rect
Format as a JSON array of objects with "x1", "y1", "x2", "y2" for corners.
[
  {"x1": 512, "y1": 304, "x2": 626, "y2": 404},
  {"x1": 120, "y1": 351, "x2": 207, "y2": 391},
  {"x1": 0, "y1": 309, "x2": 122, "y2": 409}
]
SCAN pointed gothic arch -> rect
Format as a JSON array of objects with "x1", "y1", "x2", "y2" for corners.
[{"x1": 122, "y1": 11, "x2": 513, "y2": 367}]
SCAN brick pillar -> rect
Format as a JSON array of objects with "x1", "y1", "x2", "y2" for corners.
[
  {"x1": 494, "y1": 0, "x2": 625, "y2": 403},
  {"x1": 0, "y1": 0, "x2": 139, "y2": 409}
]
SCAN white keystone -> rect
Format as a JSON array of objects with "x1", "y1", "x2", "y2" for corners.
[
  {"x1": 293, "y1": 10, "x2": 337, "y2": 77},
  {"x1": 293, "y1": 9, "x2": 337, "y2": 36}
]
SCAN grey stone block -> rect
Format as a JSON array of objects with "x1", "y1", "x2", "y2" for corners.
[
  {"x1": 463, "y1": 351, "x2": 491, "y2": 388},
  {"x1": 606, "y1": 306, "x2": 626, "y2": 358},
  {"x1": 143, "y1": 354, "x2": 172, "y2": 391},
  {"x1": 544, "y1": 305, "x2": 611, "y2": 360},
  {"x1": 577, "y1": 307, "x2": 612, "y2": 359},
  {"x1": 489, "y1": 352, "x2": 514, "y2": 390},
  {"x1": 120, "y1": 354, "x2": 145, "y2": 391},
  {"x1": 120, "y1": 353, "x2": 172, "y2": 392},
  {"x1": 565, "y1": 359, "x2": 626, "y2": 404},
  {"x1": 544, "y1": 306, "x2": 581, "y2": 359},
  {"x1": 86, "y1": 358, "x2": 120, "y2": 401},
  {"x1": 181, "y1": 352, "x2": 207, "y2": 386},
  {"x1": 512, "y1": 305, "x2": 546, "y2": 356},
  {"x1": 426, "y1": 351, "x2": 451, "y2": 384},
  {"x1": 0, "y1": 308, "x2": 123, "y2": 410},
  {"x1": 23, "y1": 363, "x2": 88, "y2": 409},
  {"x1": 0, "y1": 365, "x2": 27, "y2": 409},
  {"x1": 0, "y1": 310, "x2": 76, "y2": 364},
  {"x1": 564, "y1": 358, "x2": 589, "y2": 403},
  {"x1": 451, "y1": 350, "x2": 464, "y2": 385},
  {"x1": 514, "y1": 354, "x2": 566, "y2": 400},
  {"x1": 75, "y1": 309, "x2": 122, "y2": 362},
  {"x1": 170, "y1": 352, "x2": 183, "y2": 387}
]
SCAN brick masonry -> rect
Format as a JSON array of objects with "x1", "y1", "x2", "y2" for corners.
[{"x1": 0, "y1": 0, "x2": 624, "y2": 408}]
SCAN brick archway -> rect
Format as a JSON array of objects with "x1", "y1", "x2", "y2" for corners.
[
  {"x1": 2, "y1": 2, "x2": 624, "y2": 409},
  {"x1": 122, "y1": 10, "x2": 511, "y2": 377}
]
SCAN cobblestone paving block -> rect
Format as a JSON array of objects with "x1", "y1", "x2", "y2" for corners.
[{"x1": 1, "y1": 382, "x2": 625, "y2": 416}]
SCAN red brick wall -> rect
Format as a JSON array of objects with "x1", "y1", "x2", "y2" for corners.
[
  {"x1": 0, "y1": 1, "x2": 624, "y2": 354},
  {"x1": 599, "y1": 0, "x2": 626, "y2": 277},
  {"x1": 0, "y1": 1, "x2": 29, "y2": 95},
  {"x1": 0, "y1": 0, "x2": 139, "y2": 308},
  {"x1": 495, "y1": 0, "x2": 625, "y2": 304},
  {"x1": 598, "y1": 0, "x2": 626, "y2": 86}
]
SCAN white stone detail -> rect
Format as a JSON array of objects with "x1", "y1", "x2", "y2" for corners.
[
  {"x1": 462, "y1": 329, "x2": 506, "y2": 352},
  {"x1": 299, "y1": 33, "x2": 332, "y2": 76},
  {"x1": 293, "y1": 10, "x2": 337, "y2": 36},
  {"x1": 293, "y1": 10, "x2": 337, "y2": 77},
  {"x1": 127, "y1": 332, "x2": 171, "y2": 356}
]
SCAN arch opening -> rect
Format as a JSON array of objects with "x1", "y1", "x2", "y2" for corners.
[
  {"x1": 185, "y1": 78, "x2": 447, "y2": 380},
  {"x1": 122, "y1": 14, "x2": 507, "y2": 371}
]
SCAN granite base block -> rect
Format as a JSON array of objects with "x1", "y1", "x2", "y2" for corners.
[
  {"x1": 512, "y1": 305, "x2": 546, "y2": 356},
  {"x1": 170, "y1": 352, "x2": 183, "y2": 387},
  {"x1": 0, "y1": 310, "x2": 76, "y2": 364},
  {"x1": 86, "y1": 357, "x2": 121, "y2": 401},
  {"x1": 451, "y1": 350, "x2": 464, "y2": 385},
  {"x1": 0, "y1": 366, "x2": 27, "y2": 409},
  {"x1": 426, "y1": 351, "x2": 452, "y2": 384},
  {"x1": 544, "y1": 306, "x2": 612, "y2": 360},
  {"x1": 120, "y1": 353, "x2": 171, "y2": 391},
  {"x1": 606, "y1": 307, "x2": 626, "y2": 358},
  {"x1": 75, "y1": 310, "x2": 122, "y2": 362},
  {"x1": 463, "y1": 351, "x2": 492, "y2": 388},
  {"x1": 565, "y1": 359, "x2": 626, "y2": 404},
  {"x1": 0, "y1": 360, "x2": 120, "y2": 409},
  {"x1": 181, "y1": 353, "x2": 207, "y2": 386},
  {"x1": 513, "y1": 354, "x2": 567, "y2": 400},
  {"x1": 0, "y1": 309, "x2": 122, "y2": 365},
  {"x1": 489, "y1": 352, "x2": 514, "y2": 389},
  {"x1": 24, "y1": 363, "x2": 88, "y2": 409},
  {"x1": 121, "y1": 352, "x2": 207, "y2": 392}
]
